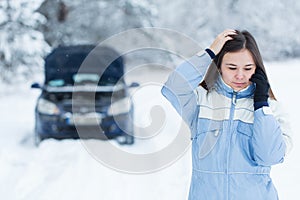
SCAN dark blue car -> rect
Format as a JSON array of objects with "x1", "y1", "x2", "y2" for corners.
[{"x1": 31, "y1": 45, "x2": 138, "y2": 145}]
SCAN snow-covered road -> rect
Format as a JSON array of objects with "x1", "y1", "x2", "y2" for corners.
[
  {"x1": 0, "y1": 67, "x2": 192, "y2": 200},
  {"x1": 1, "y1": 61, "x2": 300, "y2": 200}
]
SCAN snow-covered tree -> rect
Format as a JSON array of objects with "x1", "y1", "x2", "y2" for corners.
[
  {"x1": 0, "y1": 0, "x2": 50, "y2": 83},
  {"x1": 37, "y1": 0, "x2": 300, "y2": 61},
  {"x1": 37, "y1": 0, "x2": 157, "y2": 47},
  {"x1": 155, "y1": 0, "x2": 300, "y2": 60},
  {"x1": 1, "y1": 0, "x2": 299, "y2": 86}
]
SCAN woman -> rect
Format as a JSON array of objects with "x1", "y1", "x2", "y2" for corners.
[{"x1": 161, "y1": 29, "x2": 292, "y2": 200}]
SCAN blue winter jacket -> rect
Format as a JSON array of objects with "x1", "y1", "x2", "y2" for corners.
[{"x1": 161, "y1": 51, "x2": 292, "y2": 200}]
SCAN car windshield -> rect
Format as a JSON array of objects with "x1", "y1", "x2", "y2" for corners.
[{"x1": 44, "y1": 45, "x2": 124, "y2": 87}]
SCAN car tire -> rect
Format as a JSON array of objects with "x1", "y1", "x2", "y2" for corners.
[
  {"x1": 34, "y1": 131, "x2": 41, "y2": 147},
  {"x1": 34, "y1": 122, "x2": 42, "y2": 147},
  {"x1": 125, "y1": 134, "x2": 134, "y2": 145},
  {"x1": 116, "y1": 134, "x2": 134, "y2": 145}
]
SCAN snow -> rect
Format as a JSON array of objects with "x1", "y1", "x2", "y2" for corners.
[
  {"x1": 0, "y1": 59, "x2": 300, "y2": 199},
  {"x1": 0, "y1": 68, "x2": 191, "y2": 200}
]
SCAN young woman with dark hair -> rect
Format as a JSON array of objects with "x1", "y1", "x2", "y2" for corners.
[{"x1": 161, "y1": 29, "x2": 292, "y2": 199}]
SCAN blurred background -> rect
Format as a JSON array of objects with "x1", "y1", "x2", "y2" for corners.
[
  {"x1": 1, "y1": 0, "x2": 300, "y2": 200},
  {"x1": 1, "y1": 0, "x2": 300, "y2": 86}
]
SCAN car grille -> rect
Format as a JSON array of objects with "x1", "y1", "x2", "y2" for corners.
[{"x1": 63, "y1": 102, "x2": 107, "y2": 113}]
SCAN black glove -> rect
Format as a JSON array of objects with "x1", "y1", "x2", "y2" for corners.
[{"x1": 250, "y1": 67, "x2": 270, "y2": 103}]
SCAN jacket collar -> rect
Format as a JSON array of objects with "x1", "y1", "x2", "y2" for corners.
[{"x1": 214, "y1": 75, "x2": 255, "y2": 99}]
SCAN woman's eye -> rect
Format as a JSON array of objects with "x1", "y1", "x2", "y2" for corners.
[
  {"x1": 229, "y1": 67, "x2": 236, "y2": 70},
  {"x1": 244, "y1": 68, "x2": 252, "y2": 71}
]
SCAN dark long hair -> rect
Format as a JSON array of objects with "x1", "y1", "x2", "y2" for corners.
[{"x1": 200, "y1": 30, "x2": 276, "y2": 100}]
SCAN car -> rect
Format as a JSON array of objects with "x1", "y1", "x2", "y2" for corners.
[{"x1": 31, "y1": 45, "x2": 138, "y2": 145}]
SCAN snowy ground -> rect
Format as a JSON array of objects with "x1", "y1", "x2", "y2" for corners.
[{"x1": 0, "y1": 59, "x2": 300, "y2": 200}]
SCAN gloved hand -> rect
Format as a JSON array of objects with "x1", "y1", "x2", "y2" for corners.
[{"x1": 250, "y1": 67, "x2": 270, "y2": 103}]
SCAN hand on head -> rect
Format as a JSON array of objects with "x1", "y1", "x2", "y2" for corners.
[{"x1": 209, "y1": 29, "x2": 237, "y2": 55}]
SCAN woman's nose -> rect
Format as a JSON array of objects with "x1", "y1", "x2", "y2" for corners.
[{"x1": 235, "y1": 70, "x2": 244, "y2": 79}]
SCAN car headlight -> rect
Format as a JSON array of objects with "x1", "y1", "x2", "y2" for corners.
[
  {"x1": 107, "y1": 97, "x2": 131, "y2": 116},
  {"x1": 37, "y1": 98, "x2": 60, "y2": 115}
]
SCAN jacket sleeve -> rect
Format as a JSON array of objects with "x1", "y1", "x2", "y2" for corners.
[
  {"x1": 251, "y1": 100, "x2": 292, "y2": 166},
  {"x1": 161, "y1": 52, "x2": 212, "y2": 130}
]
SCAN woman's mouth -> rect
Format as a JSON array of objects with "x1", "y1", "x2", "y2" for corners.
[{"x1": 233, "y1": 82, "x2": 246, "y2": 87}]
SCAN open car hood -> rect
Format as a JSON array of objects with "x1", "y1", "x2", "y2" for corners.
[
  {"x1": 44, "y1": 45, "x2": 124, "y2": 86},
  {"x1": 43, "y1": 83, "x2": 126, "y2": 93}
]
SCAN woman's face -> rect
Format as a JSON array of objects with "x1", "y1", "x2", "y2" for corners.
[{"x1": 220, "y1": 49, "x2": 256, "y2": 91}]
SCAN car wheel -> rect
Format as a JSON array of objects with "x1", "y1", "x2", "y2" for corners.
[
  {"x1": 34, "y1": 122, "x2": 42, "y2": 147},
  {"x1": 34, "y1": 131, "x2": 41, "y2": 147},
  {"x1": 125, "y1": 134, "x2": 134, "y2": 145},
  {"x1": 116, "y1": 134, "x2": 134, "y2": 145}
]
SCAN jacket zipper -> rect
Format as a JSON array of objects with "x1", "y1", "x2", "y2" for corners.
[{"x1": 225, "y1": 91, "x2": 237, "y2": 200}]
